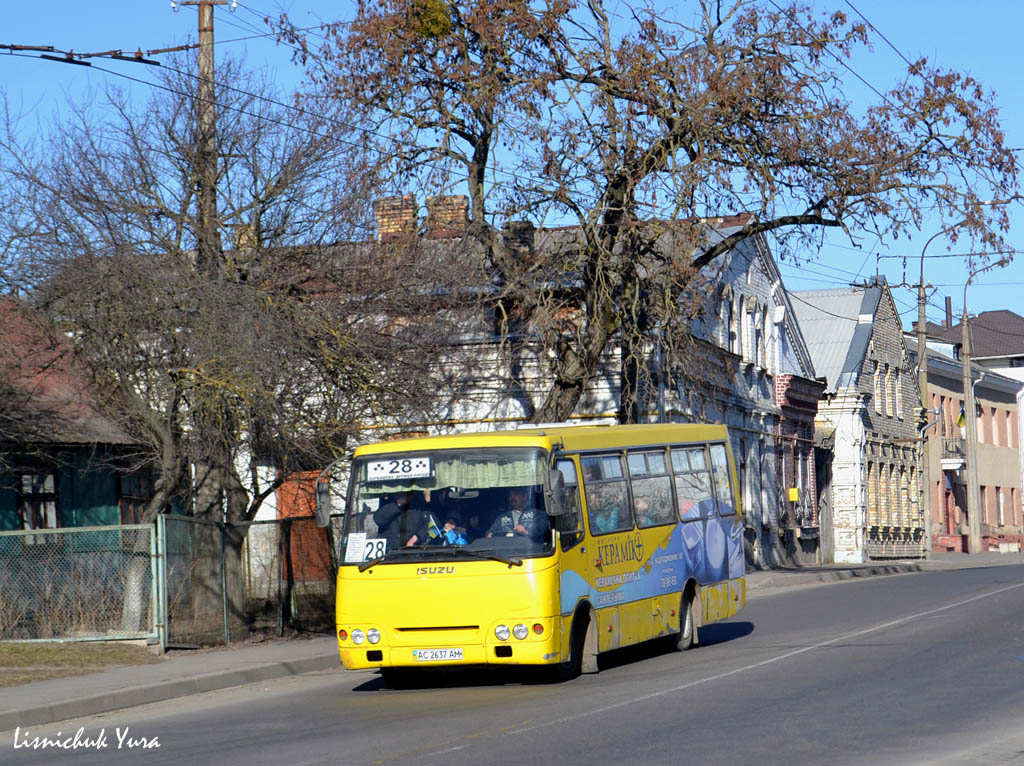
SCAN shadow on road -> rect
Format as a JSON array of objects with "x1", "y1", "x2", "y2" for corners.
[
  {"x1": 697, "y1": 620, "x2": 755, "y2": 647},
  {"x1": 351, "y1": 621, "x2": 756, "y2": 691},
  {"x1": 596, "y1": 620, "x2": 755, "y2": 672}
]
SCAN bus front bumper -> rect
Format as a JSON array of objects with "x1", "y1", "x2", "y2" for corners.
[{"x1": 338, "y1": 620, "x2": 563, "y2": 670}]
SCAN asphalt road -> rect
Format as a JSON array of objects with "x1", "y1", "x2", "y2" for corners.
[{"x1": 7, "y1": 565, "x2": 1024, "y2": 766}]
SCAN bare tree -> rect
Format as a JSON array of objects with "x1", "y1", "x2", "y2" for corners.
[
  {"x1": 281, "y1": 0, "x2": 1018, "y2": 423},
  {"x1": 0, "y1": 55, "x2": 457, "y2": 631}
]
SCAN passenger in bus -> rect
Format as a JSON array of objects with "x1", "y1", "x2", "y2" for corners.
[
  {"x1": 373, "y1": 491, "x2": 430, "y2": 548},
  {"x1": 440, "y1": 512, "x2": 469, "y2": 545},
  {"x1": 591, "y1": 502, "x2": 620, "y2": 533},
  {"x1": 486, "y1": 487, "x2": 549, "y2": 540},
  {"x1": 463, "y1": 512, "x2": 485, "y2": 542},
  {"x1": 633, "y1": 495, "x2": 654, "y2": 526}
]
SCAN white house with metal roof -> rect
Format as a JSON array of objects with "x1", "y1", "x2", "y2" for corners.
[{"x1": 792, "y1": 277, "x2": 924, "y2": 562}]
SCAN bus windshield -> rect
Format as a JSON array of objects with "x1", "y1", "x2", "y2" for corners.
[{"x1": 341, "y1": 447, "x2": 553, "y2": 566}]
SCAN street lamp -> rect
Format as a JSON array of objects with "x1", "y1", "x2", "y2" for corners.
[
  {"x1": 962, "y1": 257, "x2": 1009, "y2": 553},
  {"x1": 917, "y1": 220, "x2": 974, "y2": 555}
]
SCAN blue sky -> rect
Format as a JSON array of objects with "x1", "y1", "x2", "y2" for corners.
[{"x1": 3, "y1": 1, "x2": 1022, "y2": 330}]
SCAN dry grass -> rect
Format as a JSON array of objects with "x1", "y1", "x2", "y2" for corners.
[{"x1": 0, "y1": 641, "x2": 163, "y2": 688}]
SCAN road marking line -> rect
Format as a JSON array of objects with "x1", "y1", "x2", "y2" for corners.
[{"x1": 504, "y1": 582, "x2": 1024, "y2": 736}]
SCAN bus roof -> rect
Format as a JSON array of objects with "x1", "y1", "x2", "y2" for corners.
[{"x1": 352, "y1": 422, "x2": 730, "y2": 457}]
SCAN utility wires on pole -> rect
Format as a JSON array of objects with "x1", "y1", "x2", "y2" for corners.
[{"x1": 174, "y1": 0, "x2": 235, "y2": 274}]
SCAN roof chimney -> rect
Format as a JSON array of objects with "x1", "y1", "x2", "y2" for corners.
[
  {"x1": 425, "y1": 195, "x2": 469, "y2": 239},
  {"x1": 374, "y1": 195, "x2": 417, "y2": 243}
]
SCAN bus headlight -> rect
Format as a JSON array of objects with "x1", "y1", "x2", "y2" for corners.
[
  {"x1": 512, "y1": 624, "x2": 528, "y2": 640},
  {"x1": 367, "y1": 628, "x2": 381, "y2": 644},
  {"x1": 495, "y1": 624, "x2": 511, "y2": 641},
  {"x1": 352, "y1": 629, "x2": 366, "y2": 645}
]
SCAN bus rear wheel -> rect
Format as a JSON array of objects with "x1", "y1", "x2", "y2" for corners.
[{"x1": 677, "y1": 591, "x2": 697, "y2": 651}]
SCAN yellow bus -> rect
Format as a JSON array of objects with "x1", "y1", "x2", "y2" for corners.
[{"x1": 335, "y1": 423, "x2": 746, "y2": 682}]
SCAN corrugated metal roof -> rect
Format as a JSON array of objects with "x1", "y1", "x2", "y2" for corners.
[{"x1": 790, "y1": 287, "x2": 877, "y2": 393}]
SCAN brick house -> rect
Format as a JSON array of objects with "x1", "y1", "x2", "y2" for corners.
[{"x1": 904, "y1": 337, "x2": 1023, "y2": 552}]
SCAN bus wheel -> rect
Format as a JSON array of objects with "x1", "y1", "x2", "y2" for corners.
[
  {"x1": 678, "y1": 591, "x2": 697, "y2": 651},
  {"x1": 557, "y1": 612, "x2": 588, "y2": 681}
]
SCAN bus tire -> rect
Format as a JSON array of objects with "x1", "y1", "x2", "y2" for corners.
[
  {"x1": 678, "y1": 589, "x2": 697, "y2": 651},
  {"x1": 557, "y1": 611, "x2": 589, "y2": 681}
]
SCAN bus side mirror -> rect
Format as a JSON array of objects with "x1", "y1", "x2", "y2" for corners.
[
  {"x1": 544, "y1": 469, "x2": 566, "y2": 516},
  {"x1": 315, "y1": 481, "x2": 331, "y2": 528}
]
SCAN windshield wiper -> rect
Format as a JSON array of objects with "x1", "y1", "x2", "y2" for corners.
[
  {"x1": 358, "y1": 551, "x2": 405, "y2": 572},
  {"x1": 445, "y1": 548, "x2": 523, "y2": 568}
]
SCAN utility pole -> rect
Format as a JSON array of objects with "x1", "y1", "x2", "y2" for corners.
[
  {"x1": 916, "y1": 257, "x2": 931, "y2": 555},
  {"x1": 174, "y1": 0, "x2": 234, "y2": 272},
  {"x1": 962, "y1": 307, "x2": 982, "y2": 553},
  {"x1": 961, "y1": 256, "x2": 1009, "y2": 553}
]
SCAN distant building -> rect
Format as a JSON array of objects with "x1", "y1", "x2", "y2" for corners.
[
  {"x1": 908, "y1": 308, "x2": 1024, "y2": 551},
  {"x1": 918, "y1": 308, "x2": 1024, "y2": 382},
  {"x1": 792, "y1": 278, "x2": 924, "y2": 562}
]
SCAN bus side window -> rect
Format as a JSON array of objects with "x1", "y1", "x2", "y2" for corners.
[
  {"x1": 628, "y1": 450, "x2": 675, "y2": 527},
  {"x1": 709, "y1": 444, "x2": 737, "y2": 516},
  {"x1": 582, "y1": 455, "x2": 631, "y2": 535},
  {"x1": 554, "y1": 459, "x2": 584, "y2": 550},
  {"x1": 671, "y1": 448, "x2": 716, "y2": 520}
]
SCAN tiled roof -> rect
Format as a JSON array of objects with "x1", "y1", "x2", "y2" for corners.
[
  {"x1": 0, "y1": 298, "x2": 134, "y2": 446},
  {"x1": 925, "y1": 309, "x2": 1024, "y2": 359}
]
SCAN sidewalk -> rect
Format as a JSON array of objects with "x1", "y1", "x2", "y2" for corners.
[
  {"x1": 744, "y1": 549, "x2": 1024, "y2": 590},
  {"x1": 2, "y1": 550, "x2": 1022, "y2": 733},
  {"x1": 0, "y1": 635, "x2": 340, "y2": 733}
]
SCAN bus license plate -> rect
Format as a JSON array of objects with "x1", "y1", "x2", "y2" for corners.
[{"x1": 413, "y1": 648, "x2": 463, "y2": 662}]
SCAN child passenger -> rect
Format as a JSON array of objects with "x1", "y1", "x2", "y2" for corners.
[{"x1": 441, "y1": 513, "x2": 468, "y2": 545}]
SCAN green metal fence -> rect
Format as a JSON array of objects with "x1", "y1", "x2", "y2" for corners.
[
  {"x1": 0, "y1": 525, "x2": 159, "y2": 644},
  {"x1": 158, "y1": 514, "x2": 337, "y2": 651},
  {"x1": 0, "y1": 515, "x2": 337, "y2": 651}
]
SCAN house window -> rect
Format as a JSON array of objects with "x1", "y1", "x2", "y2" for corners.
[
  {"x1": 895, "y1": 368, "x2": 903, "y2": 420},
  {"x1": 17, "y1": 468, "x2": 58, "y2": 537},
  {"x1": 119, "y1": 470, "x2": 155, "y2": 525},
  {"x1": 883, "y1": 364, "x2": 891, "y2": 417},
  {"x1": 741, "y1": 298, "x2": 753, "y2": 362},
  {"x1": 866, "y1": 462, "x2": 877, "y2": 526},
  {"x1": 873, "y1": 362, "x2": 881, "y2": 414},
  {"x1": 720, "y1": 296, "x2": 731, "y2": 349},
  {"x1": 729, "y1": 298, "x2": 739, "y2": 355},
  {"x1": 753, "y1": 309, "x2": 764, "y2": 369}
]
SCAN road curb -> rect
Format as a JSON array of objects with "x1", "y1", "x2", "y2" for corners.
[
  {"x1": 747, "y1": 563, "x2": 927, "y2": 590},
  {"x1": 0, "y1": 653, "x2": 340, "y2": 733}
]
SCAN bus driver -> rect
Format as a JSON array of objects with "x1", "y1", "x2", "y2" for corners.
[{"x1": 487, "y1": 487, "x2": 549, "y2": 541}]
